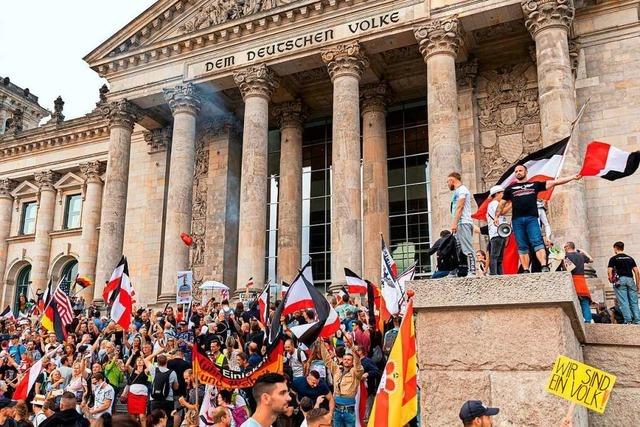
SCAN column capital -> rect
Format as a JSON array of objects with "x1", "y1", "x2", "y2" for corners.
[
  {"x1": 321, "y1": 41, "x2": 368, "y2": 82},
  {"x1": 360, "y1": 82, "x2": 392, "y2": 115},
  {"x1": 79, "y1": 161, "x2": 105, "y2": 184},
  {"x1": 0, "y1": 178, "x2": 17, "y2": 200},
  {"x1": 200, "y1": 113, "x2": 241, "y2": 137},
  {"x1": 414, "y1": 16, "x2": 465, "y2": 60},
  {"x1": 272, "y1": 100, "x2": 306, "y2": 130},
  {"x1": 456, "y1": 58, "x2": 479, "y2": 88},
  {"x1": 233, "y1": 64, "x2": 279, "y2": 101},
  {"x1": 163, "y1": 83, "x2": 202, "y2": 116},
  {"x1": 143, "y1": 127, "x2": 172, "y2": 153},
  {"x1": 34, "y1": 170, "x2": 60, "y2": 192},
  {"x1": 521, "y1": 0, "x2": 575, "y2": 37},
  {"x1": 101, "y1": 99, "x2": 141, "y2": 132}
]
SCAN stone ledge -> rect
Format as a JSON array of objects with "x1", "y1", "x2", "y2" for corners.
[
  {"x1": 408, "y1": 272, "x2": 586, "y2": 342},
  {"x1": 585, "y1": 323, "x2": 640, "y2": 346}
]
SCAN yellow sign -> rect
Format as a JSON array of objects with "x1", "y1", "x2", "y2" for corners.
[{"x1": 546, "y1": 355, "x2": 616, "y2": 413}]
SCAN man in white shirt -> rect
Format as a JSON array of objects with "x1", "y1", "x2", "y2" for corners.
[
  {"x1": 486, "y1": 185, "x2": 509, "y2": 275},
  {"x1": 241, "y1": 373, "x2": 291, "y2": 427},
  {"x1": 448, "y1": 172, "x2": 475, "y2": 270},
  {"x1": 85, "y1": 372, "x2": 114, "y2": 419}
]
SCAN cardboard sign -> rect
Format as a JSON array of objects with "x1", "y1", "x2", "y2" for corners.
[
  {"x1": 176, "y1": 271, "x2": 193, "y2": 304},
  {"x1": 546, "y1": 355, "x2": 616, "y2": 413}
]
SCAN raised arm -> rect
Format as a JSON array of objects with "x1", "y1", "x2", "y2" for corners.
[
  {"x1": 493, "y1": 199, "x2": 509, "y2": 225},
  {"x1": 546, "y1": 174, "x2": 581, "y2": 190}
]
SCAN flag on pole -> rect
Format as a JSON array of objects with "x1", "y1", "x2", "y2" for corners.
[
  {"x1": 246, "y1": 277, "x2": 255, "y2": 288},
  {"x1": 109, "y1": 257, "x2": 133, "y2": 330},
  {"x1": 381, "y1": 237, "x2": 403, "y2": 316},
  {"x1": 367, "y1": 281, "x2": 391, "y2": 333},
  {"x1": 280, "y1": 261, "x2": 315, "y2": 316},
  {"x1": 344, "y1": 268, "x2": 368, "y2": 294},
  {"x1": 472, "y1": 136, "x2": 570, "y2": 220},
  {"x1": 257, "y1": 283, "x2": 270, "y2": 326},
  {"x1": 37, "y1": 279, "x2": 53, "y2": 316},
  {"x1": 0, "y1": 306, "x2": 14, "y2": 320},
  {"x1": 75, "y1": 276, "x2": 93, "y2": 290},
  {"x1": 41, "y1": 282, "x2": 74, "y2": 341},
  {"x1": 103, "y1": 256, "x2": 127, "y2": 304},
  {"x1": 579, "y1": 141, "x2": 640, "y2": 181},
  {"x1": 368, "y1": 300, "x2": 418, "y2": 427},
  {"x1": 355, "y1": 380, "x2": 368, "y2": 427},
  {"x1": 13, "y1": 351, "x2": 47, "y2": 400}
]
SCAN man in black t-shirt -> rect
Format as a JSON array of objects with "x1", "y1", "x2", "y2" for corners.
[
  {"x1": 494, "y1": 163, "x2": 580, "y2": 273},
  {"x1": 607, "y1": 241, "x2": 640, "y2": 324}
]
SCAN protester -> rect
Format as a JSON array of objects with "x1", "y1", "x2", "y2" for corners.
[
  {"x1": 291, "y1": 370, "x2": 334, "y2": 414},
  {"x1": 40, "y1": 392, "x2": 90, "y2": 427},
  {"x1": 31, "y1": 395, "x2": 47, "y2": 427},
  {"x1": 459, "y1": 400, "x2": 499, "y2": 426},
  {"x1": 494, "y1": 164, "x2": 580, "y2": 273},
  {"x1": 607, "y1": 241, "x2": 640, "y2": 324},
  {"x1": 475, "y1": 251, "x2": 488, "y2": 277},
  {"x1": 427, "y1": 230, "x2": 455, "y2": 278},
  {"x1": 563, "y1": 242, "x2": 594, "y2": 323},
  {"x1": 486, "y1": 185, "x2": 508, "y2": 275},
  {"x1": 448, "y1": 172, "x2": 475, "y2": 269},
  {"x1": 305, "y1": 408, "x2": 332, "y2": 427},
  {"x1": 241, "y1": 373, "x2": 291, "y2": 427}
]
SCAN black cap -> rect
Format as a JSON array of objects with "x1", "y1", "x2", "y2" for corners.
[
  {"x1": 0, "y1": 399, "x2": 16, "y2": 409},
  {"x1": 459, "y1": 400, "x2": 499, "y2": 422}
]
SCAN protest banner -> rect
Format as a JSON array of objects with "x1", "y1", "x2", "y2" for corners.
[
  {"x1": 546, "y1": 355, "x2": 616, "y2": 414},
  {"x1": 176, "y1": 271, "x2": 193, "y2": 304}
]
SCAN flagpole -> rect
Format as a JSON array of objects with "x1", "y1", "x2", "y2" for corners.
[{"x1": 554, "y1": 98, "x2": 591, "y2": 179}]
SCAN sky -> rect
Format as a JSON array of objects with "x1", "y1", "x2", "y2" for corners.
[{"x1": 0, "y1": 1, "x2": 156, "y2": 120}]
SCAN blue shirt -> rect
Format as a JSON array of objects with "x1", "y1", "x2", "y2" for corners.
[
  {"x1": 9, "y1": 344, "x2": 25, "y2": 364},
  {"x1": 292, "y1": 376, "x2": 331, "y2": 404}
]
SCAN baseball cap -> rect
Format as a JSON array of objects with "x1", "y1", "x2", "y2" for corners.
[
  {"x1": 459, "y1": 400, "x2": 499, "y2": 422},
  {"x1": 489, "y1": 185, "x2": 504, "y2": 196}
]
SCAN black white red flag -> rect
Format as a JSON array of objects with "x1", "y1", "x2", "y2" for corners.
[
  {"x1": 280, "y1": 261, "x2": 315, "y2": 316},
  {"x1": 472, "y1": 136, "x2": 570, "y2": 220},
  {"x1": 344, "y1": 268, "x2": 368, "y2": 294},
  {"x1": 580, "y1": 141, "x2": 640, "y2": 181},
  {"x1": 0, "y1": 306, "x2": 14, "y2": 320},
  {"x1": 381, "y1": 237, "x2": 402, "y2": 316},
  {"x1": 108, "y1": 256, "x2": 133, "y2": 330},
  {"x1": 257, "y1": 283, "x2": 270, "y2": 326}
]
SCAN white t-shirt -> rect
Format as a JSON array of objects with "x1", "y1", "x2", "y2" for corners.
[
  {"x1": 451, "y1": 185, "x2": 473, "y2": 225},
  {"x1": 287, "y1": 349, "x2": 307, "y2": 378},
  {"x1": 487, "y1": 200, "x2": 508, "y2": 239},
  {"x1": 92, "y1": 382, "x2": 115, "y2": 419},
  {"x1": 241, "y1": 418, "x2": 265, "y2": 427}
]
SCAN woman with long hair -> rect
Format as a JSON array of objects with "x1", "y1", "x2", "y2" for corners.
[
  {"x1": 476, "y1": 250, "x2": 489, "y2": 277},
  {"x1": 146, "y1": 409, "x2": 167, "y2": 427},
  {"x1": 65, "y1": 361, "x2": 88, "y2": 405},
  {"x1": 14, "y1": 402, "x2": 32, "y2": 427},
  {"x1": 306, "y1": 342, "x2": 327, "y2": 381},
  {"x1": 17, "y1": 295, "x2": 29, "y2": 318},
  {"x1": 223, "y1": 336, "x2": 241, "y2": 371},
  {"x1": 125, "y1": 357, "x2": 149, "y2": 426}
]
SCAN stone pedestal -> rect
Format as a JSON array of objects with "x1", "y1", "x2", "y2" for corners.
[
  {"x1": 361, "y1": 83, "x2": 390, "y2": 284},
  {"x1": 31, "y1": 171, "x2": 59, "y2": 291},
  {"x1": 522, "y1": 0, "x2": 589, "y2": 249},
  {"x1": 415, "y1": 18, "x2": 464, "y2": 237},
  {"x1": 0, "y1": 179, "x2": 16, "y2": 306},
  {"x1": 233, "y1": 64, "x2": 279, "y2": 290},
  {"x1": 94, "y1": 100, "x2": 140, "y2": 301},
  {"x1": 274, "y1": 100, "x2": 304, "y2": 283},
  {"x1": 321, "y1": 42, "x2": 367, "y2": 289},
  {"x1": 410, "y1": 272, "x2": 588, "y2": 427},
  {"x1": 77, "y1": 162, "x2": 104, "y2": 301},
  {"x1": 160, "y1": 84, "x2": 201, "y2": 302}
]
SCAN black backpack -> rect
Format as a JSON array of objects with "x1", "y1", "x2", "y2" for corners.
[
  {"x1": 151, "y1": 368, "x2": 172, "y2": 400},
  {"x1": 437, "y1": 234, "x2": 460, "y2": 271}
]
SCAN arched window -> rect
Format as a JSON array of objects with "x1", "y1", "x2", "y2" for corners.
[
  {"x1": 15, "y1": 265, "x2": 31, "y2": 312},
  {"x1": 60, "y1": 260, "x2": 78, "y2": 295}
]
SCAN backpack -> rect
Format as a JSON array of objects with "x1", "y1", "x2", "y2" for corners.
[
  {"x1": 230, "y1": 406, "x2": 248, "y2": 426},
  {"x1": 151, "y1": 368, "x2": 172, "y2": 400},
  {"x1": 437, "y1": 234, "x2": 460, "y2": 272},
  {"x1": 382, "y1": 329, "x2": 399, "y2": 356}
]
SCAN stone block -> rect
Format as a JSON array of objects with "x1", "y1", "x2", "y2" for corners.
[{"x1": 587, "y1": 387, "x2": 640, "y2": 427}]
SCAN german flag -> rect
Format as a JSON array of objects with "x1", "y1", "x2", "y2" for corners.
[
  {"x1": 193, "y1": 339, "x2": 284, "y2": 390},
  {"x1": 75, "y1": 276, "x2": 93, "y2": 290},
  {"x1": 367, "y1": 280, "x2": 391, "y2": 333},
  {"x1": 368, "y1": 299, "x2": 417, "y2": 427}
]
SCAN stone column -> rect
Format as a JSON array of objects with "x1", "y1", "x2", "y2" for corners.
[
  {"x1": 78, "y1": 161, "x2": 104, "y2": 301},
  {"x1": 415, "y1": 17, "x2": 465, "y2": 237},
  {"x1": 94, "y1": 100, "x2": 140, "y2": 301},
  {"x1": 0, "y1": 179, "x2": 16, "y2": 306},
  {"x1": 273, "y1": 100, "x2": 305, "y2": 283},
  {"x1": 31, "y1": 171, "x2": 59, "y2": 291},
  {"x1": 321, "y1": 42, "x2": 368, "y2": 289},
  {"x1": 233, "y1": 64, "x2": 279, "y2": 291},
  {"x1": 361, "y1": 83, "x2": 391, "y2": 284},
  {"x1": 522, "y1": 0, "x2": 588, "y2": 249},
  {"x1": 160, "y1": 84, "x2": 201, "y2": 302}
]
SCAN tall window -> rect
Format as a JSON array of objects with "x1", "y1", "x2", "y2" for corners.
[
  {"x1": 20, "y1": 202, "x2": 37, "y2": 235},
  {"x1": 265, "y1": 131, "x2": 280, "y2": 285},
  {"x1": 15, "y1": 265, "x2": 31, "y2": 313},
  {"x1": 64, "y1": 194, "x2": 82, "y2": 229},
  {"x1": 386, "y1": 100, "x2": 433, "y2": 277},
  {"x1": 60, "y1": 260, "x2": 78, "y2": 294}
]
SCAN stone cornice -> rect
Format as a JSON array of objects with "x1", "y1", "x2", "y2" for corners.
[
  {"x1": 414, "y1": 16, "x2": 465, "y2": 60},
  {"x1": 34, "y1": 170, "x2": 60, "y2": 192},
  {"x1": 360, "y1": 82, "x2": 391, "y2": 114},
  {"x1": 521, "y1": 0, "x2": 575, "y2": 37},
  {"x1": 0, "y1": 117, "x2": 109, "y2": 161},
  {"x1": 233, "y1": 64, "x2": 279, "y2": 100},
  {"x1": 88, "y1": 0, "x2": 370, "y2": 78},
  {"x1": 272, "y1": 99, "x2": 306, "y2": 130},
  {"x1": 0, "y1": 178, "x2": 17, "y2": 200},
  {"x1": 163, "y1": 83, "x2": 202, "y2": 115},
  {"x1": 79, "y1": 161, "x2": 105, "y2": 183},
  {"x1": 321, "y1": 41, "x2": 368, "y2": 82},
  {"x1": 101, "y1": 99, "x2": 142, "y2": 131}
]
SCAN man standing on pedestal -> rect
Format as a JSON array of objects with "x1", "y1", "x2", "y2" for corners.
[{"x1": 447, "y1": 172, "x2": 475, "y2": 271}]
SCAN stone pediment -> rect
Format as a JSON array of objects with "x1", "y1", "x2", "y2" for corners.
[
  {"x1": 54, "y1": 172, "x2": 84, "y2": 190},
  {"x1": 84, "y1": 0, "x2": 330, "y2": 76},
  {"x1": 11, "y1": 180, "x2": 38, "y2": 197}
]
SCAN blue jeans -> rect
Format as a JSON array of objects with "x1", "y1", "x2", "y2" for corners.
[
  {"x1": 333, "y1": 406, "x2": 356, "y2": 427},
  {"x1": 614, "y1": 276, "x2": 640, "y2": 324},
  {"x1": 579, "y1": 297, "x2": 592, "y2": 323},
  {"x1": 512, "y1": 216, "x2": 545, "y2": 255},
  {"x1": 431, "y1": 270, "x2": 450, "y2": 279}
]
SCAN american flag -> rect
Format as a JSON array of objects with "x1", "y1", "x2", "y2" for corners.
[{"x1": 52, "y1": 286, "x2": 74, "y2": 325}]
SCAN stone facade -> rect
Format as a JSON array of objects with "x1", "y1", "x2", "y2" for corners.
[{"x1": 0, "y1": 0, "x2": 638, "y2": 308}]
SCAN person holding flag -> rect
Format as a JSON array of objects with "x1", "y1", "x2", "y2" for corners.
[{"x1": 493, "y1": 164, "x2": 582, "y2": 273}]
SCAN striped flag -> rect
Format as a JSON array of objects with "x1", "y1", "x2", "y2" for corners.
[
  {"x1": 0, "y1": 306, "x2": 14, "y2": 320},
  {"x1": 75, "y1": 276, "x2": 93, "y2": 290},
  {"x1": 280, "y1": 261, "x2": 315, "y2": 316},
  {"x1": 368, "y1": 299, "x2": 418, "y2": 427},
  {"x1": 257, "y1": 283, "x2": 270, "y2": 327},
  {"x1": 355, "y1": 380, "x2": 368, "y2": 427},
  {"x1": 41, "y1": 280, "x2": 73, "y2": 340},
  {"x1": 53, "y1": 286, "x2": 74, "y2": 325},
  {"x1": 14, "y1": 355, "x2": 45, "y2": 400},
  {"x1": 580, "y1": 141, "x2": 640, "y2": 181},
  {"x1": 472, "y1": 136, "x2": 570, "y2": 220},
  {"x1": 381, "y1": 237, "x2": 403, "y2": 316},
  {"x1": 109, "y1": 257, "x2": 133, "y2": 330},
  {"x1": 344, "y1": 268, "x2": 368, "y2": 294}
]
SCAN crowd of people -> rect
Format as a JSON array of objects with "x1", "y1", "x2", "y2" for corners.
[{"x1": 0, "y1": 283, "x2": 409, "y2": 427}]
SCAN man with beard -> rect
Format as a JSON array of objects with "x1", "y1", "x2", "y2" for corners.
[
  {"x1": 241, "y1": 373, "x2": 291, "y2": 427},
  {"x1": 494, "y1": 164, "x2": 580, "y2": 273},
  {"x1": 447, "y1": 172, "x2": 475, "y2": 270}
]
